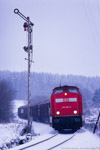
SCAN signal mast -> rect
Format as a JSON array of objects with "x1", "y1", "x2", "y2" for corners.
[{"x1": 14, "y1": 9, "x2": 34, "y2": 134}]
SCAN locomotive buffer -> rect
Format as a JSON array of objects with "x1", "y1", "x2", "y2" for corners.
[{"x1": 14, "y1": 9, "x2": 34, "y2": 135}]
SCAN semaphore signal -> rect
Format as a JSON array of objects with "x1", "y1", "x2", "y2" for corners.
[{"x1": 14, "y1": 8, "x2": 34, "y2": 135}]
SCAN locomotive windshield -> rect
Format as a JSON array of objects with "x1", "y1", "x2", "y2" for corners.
[
  {"x1": 54, "y1": 87, "x2": 79, "y2": 94},
  {"x1": 54, "y1": 89, "x2": 63, "y2": 94},
  {"x1": 68, "y1": 88, "x2": 79, "y2": 94}
]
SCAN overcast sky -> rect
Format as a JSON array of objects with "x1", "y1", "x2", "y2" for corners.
[{"x1": 0, "y1": 0, "x2": 100, "y2": 77}]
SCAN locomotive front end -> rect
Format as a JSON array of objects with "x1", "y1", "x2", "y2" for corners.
[{"x1": 50, "y1": 86, "x2": 83, "y2": 131}]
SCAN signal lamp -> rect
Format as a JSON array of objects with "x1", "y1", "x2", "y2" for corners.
[
  {"x1": 23, "y1": 22, "x2": 28, "y2": 31},
  {"x1": 30, "y1": 45, "x2": 33, "y2": 50},
  {"x1": 23, "y1": 46, "x2": 28, "y2": 52}
]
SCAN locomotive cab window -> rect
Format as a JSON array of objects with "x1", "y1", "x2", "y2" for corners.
[
  {"x1": 54, "y1": 89, "x2": 63, "y2": 94},
  {"x1": 68, "y1": 88, "x2": 78, "y2": 94}
]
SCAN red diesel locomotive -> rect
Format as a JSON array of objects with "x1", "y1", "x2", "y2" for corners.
[
  {"x1": 50, "y1": 86, "x2": 83, "y2": 131},
  {"x1": 18, "y1": 85, "x2": 83, "y2": 131}
]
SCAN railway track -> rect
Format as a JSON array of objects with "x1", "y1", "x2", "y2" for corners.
[
  {"x1": 48, "y1": 132, "x2": 76, "y2": 150},
  {"x1": 11, "y1": 131, "x2": 76, "y2": 150}
]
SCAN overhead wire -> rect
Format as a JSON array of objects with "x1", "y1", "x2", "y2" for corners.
[
  {"x1": 97, "y1": 0, "x2": 100, "y2": 16},
  {"x1": 87, "y1": 0, "x2": 100, "y2": 47},
  {"x1": 82, "y1": 0, "x2": 100, "y2": 54}
]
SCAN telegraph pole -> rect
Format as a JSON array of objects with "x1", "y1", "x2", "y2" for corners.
[{"x1": 14, "y1": 9, "x2": 34, "y2": 134}]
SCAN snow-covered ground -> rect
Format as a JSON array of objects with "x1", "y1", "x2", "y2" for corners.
[
  {"x1": 9, "y1": 123, "x2": 100, "y2": 150},
  {"x1": 13, "y1": 127, "x2": 100, "y2": 150},
  {"x1": 84, "y1": 108, "x2": 100, "y2": 137},
  {"x1": 0, "y1": 100, "x2": 27, "y2": 147},
  {"x1": 0, "y1": 100, "x2": 100, "y2": 150}
]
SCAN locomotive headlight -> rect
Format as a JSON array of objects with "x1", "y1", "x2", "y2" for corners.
[
  {"x1": 56, "y1": 111, "x2": 60, "y2": 115},
  {"x1": 64, "y1": 93, "x2": 67, "y2": 96},
  {"x1": 73, "y1": 110, "x2": 77, "y2": 114}
]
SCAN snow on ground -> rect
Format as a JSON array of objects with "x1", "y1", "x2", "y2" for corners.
[
  {"x1": 0, "y1": 100, "x2": 100, "y2": 150},
  {"x1": 61, "y1": 128, "x2": 100, "y2": 150},
  {"x1": 0, "y1": 100, "x2": 27, "y2": 147},
  {"x1": 10, "y1": 125, "x2": 100, "y2": 150}
]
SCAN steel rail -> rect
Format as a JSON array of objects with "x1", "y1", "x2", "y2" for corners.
[
  {"x1": 47, "y1": 132, "x2": 76, "y2": 150},
  {"x1": 17, "y1": 132, "x2": 76, "y2": 150},
  {"x1": 16, "y1": 133, "x2": 59, "y2": 150}
]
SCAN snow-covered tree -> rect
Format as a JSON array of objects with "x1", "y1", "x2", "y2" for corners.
[
  {"x1": 0, "y1": 80, "x2": 15, "y2": 122},
  {"x1": 92, "y1": 88, "x2": 100, "y2": 107}
]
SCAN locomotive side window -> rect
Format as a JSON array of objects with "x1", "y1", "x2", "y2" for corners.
[
  {"x1": 68, "y1": 88, "x2": 78, "y2": 94},
  {"x1": 54, "y1": 89, "x2": 63, "y2": 94}
]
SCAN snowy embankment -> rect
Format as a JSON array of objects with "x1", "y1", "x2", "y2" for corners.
[
  {"x1": 0, "y1": 100, "x2": 100, "y2": 150},
  {"x1": 0, "y1": 100, "x2": 27, "y2": 147},
  {"x1": 11, "y1": 127, "x2": 100, "y2": 150}
]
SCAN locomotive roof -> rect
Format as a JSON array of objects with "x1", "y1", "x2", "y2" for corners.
[
  {"x1": 53, "y1": 85, "x2": 79, "y2": 91},
  {"x1": 39, "y1": 99, "x2": 50, "y2": 104}
]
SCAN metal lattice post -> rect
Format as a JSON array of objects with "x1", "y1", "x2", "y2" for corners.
[
  {"x1": 14, "y1": 9, "x2": 34, "y2": 135},
  {"x1": 27, "y1": 17, "x2": 31, "y2": 133}
]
